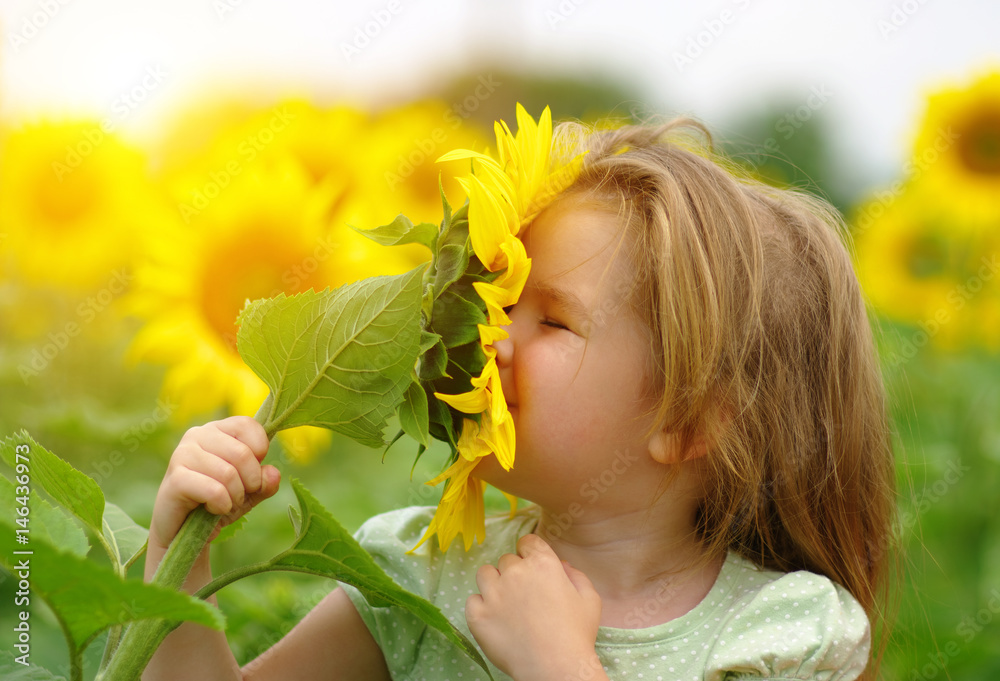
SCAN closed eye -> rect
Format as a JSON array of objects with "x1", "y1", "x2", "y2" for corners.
[{"x1": 541, "y1": 318, "x2": 568, "y2": 330}]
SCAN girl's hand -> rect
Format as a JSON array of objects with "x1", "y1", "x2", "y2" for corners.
[
  {"x1": 466, "y1": 533, "x2": 607, "y2": 681},
  {"x1": 149, "y1": 416, "x2": 280, "y2": 552}
]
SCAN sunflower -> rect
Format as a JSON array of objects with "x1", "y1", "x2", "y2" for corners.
[
  {"x1": 362, "y1": 100, "x2": 490, "y2": 226},
  {"x1": 129, "y1": 98, "x2": 491, "y2": 462},
  {"x1": 913, "y1": 68, "x2": 1000, "y2": 221},
  {"x1": 126, "y1": 157, "x2": 424, "y2": 462},
  {"x1": 850, "y1": 187, "x2": 1000, "y2": 353},
  {"x1": 0, "y1": 120, "x2": 165, "y2": 292},
  {"x1": 413, "y1": 105, "x2": 584, "y2": 551}
]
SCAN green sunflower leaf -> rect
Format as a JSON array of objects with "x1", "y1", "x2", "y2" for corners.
[
  {"x1": 417, "y1": 337, "x2": 449, "y2": 382},
  {"x1": 0, "y1": 651, "x2": 67, "y2": 680},
  {"x1": 419, "y1": 330, "x2": 443, "y2": 354},
  {"x1": 102, "y1": 502, "x2": 149, "y2": 574},
  {"x1": 432, "y1": 289, "x2": 487, "y2": 348},
  {"x1": 433, "y1": 242, "x2": 472, "y2": 297},
  {"x1": 439, "y1": 176, "x2": 453, "y2": 229},
  {"x1": 0, "y1": 514, "x2": 224, "y2": 659},
  {"x1": 1, "y1": 431, "x2": 105, "y2": 541},
  {"x1": 427, "y1": 395, "x2": 460, "y2": 455},
  {"x1": 237, "y1": 267, "x2": 425, "y2": 448},
  {"x1": 351, "y1": 214, "x2": 439, "y2": 251},
  {"x1": 260, "y1": 480, "x2": 494, "y2": 678},
  {"x1": 398, "y1": 381, "x2": 431, "y2": 448},
  {"x1": 0, "y1": 474, "x2": 89, "y2": 558}
]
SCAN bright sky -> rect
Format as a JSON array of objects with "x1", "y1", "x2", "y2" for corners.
[{"x1": 2, "y1": 0, "x2": 998, "y2": 192}]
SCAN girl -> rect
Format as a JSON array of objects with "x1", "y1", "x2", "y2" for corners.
[{"x1": 143, "y1": 117, "x2": 897, "y2": 681}]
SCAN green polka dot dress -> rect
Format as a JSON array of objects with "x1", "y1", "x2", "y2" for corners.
[{"x1": 340, "y1": 506, "x2": 870, "y2": 680}]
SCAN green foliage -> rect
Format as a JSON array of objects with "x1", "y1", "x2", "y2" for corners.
[
  {"x1": 101, "y1": 503, "x2": 148, "y2": 573},
  {"x1": 1, "y1": 432, "x2": 105, "y2": 541},
  {"x1": 0, "y1": 198, "x2": 507, "y2": 679},
  {"x1": 0, "y1": 511, "x2": 224, "y2": 647},
  {"x1": 0, "y1": 651, "x2": 66, "y2": 680},
  {"x1": 0, "y1": 432, "x2": 224, "y2": 681},
  {"x1": 201, "y1": 480, "x2": 489, "y2": 672},
  {"x1": 398, "y1": 380, "x2": 431, "y2": 448},
  {"x1": 236, "y1": 269, "x2": 425, "y2": 446},
  {"x1": 351, "y1": 213, "x2": 440, "y2": 250},
  {"x1": 0, "y1": 430, "x2": 494, "y2": 681},
  {"x1": 0, "y1": 475, "x2": 88, "y2": 558}
]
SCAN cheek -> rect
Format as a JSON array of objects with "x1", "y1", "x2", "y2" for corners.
[{"x1": 517, "y1": 350, "x2": 625, "y2": 442}]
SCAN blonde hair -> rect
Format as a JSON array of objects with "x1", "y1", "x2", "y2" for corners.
[{"x1": 553, "y1": 117, "x2": 898, "y2": 678}]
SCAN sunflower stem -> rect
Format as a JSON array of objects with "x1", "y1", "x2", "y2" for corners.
[
  {"x1": 98, "y1": 410, "x2": 274, "y2": 681},
  {"x1": 97, "y1": 506, "x2": 219, "y2": 681}
]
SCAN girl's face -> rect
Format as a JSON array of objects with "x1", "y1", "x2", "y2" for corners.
[{"x1": 475, "y1": 199, "x2": 664, "y2": 510}]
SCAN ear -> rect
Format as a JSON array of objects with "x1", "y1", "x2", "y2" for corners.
[{"x1": 647, "y1": 430, "x2": 711, "y2": 465}]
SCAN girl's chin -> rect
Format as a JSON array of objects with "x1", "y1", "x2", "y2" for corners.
[
  {"x1": 472, "y1": 455, "x2": 523, "y2": 495},
  {"x1": 472, "y1": 454, "x2": 502, "y2": 480}
]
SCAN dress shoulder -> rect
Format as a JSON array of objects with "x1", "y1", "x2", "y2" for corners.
[
  {"x1": 704, "y1": 557, "x2": 870, "y2": 680},
  {"x1": 340, "y1": 505, "x2": 539, "y2": 680}
]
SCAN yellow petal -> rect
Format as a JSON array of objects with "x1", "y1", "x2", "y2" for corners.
[
  {"x1": 473, "y1": 281, "x2": 513, "y2": 327},
  {"x1": 465, "y1": 175, "x2": 511, "y2": 271},
  {"x1": 493, "y1": 236, "x2": 531, "y2": 298},
  {"x1": 434, "y1": 386, "x2": 489, "y2": 414},
  {"x1": 480, "y1": 410, "x2": 516, "y2": 471},
  {"x1": 501, "y1": 490, "x2": 519, "y2": 518},
  {"x1": 456, "y1": 418, "x2": 493, "y2": 462},
  {"x1": 478, "y1": 323, "x2": 508, "y2": 348},
  {"x1": 437, "y1": 148, "x2": 494, "y2": 164},
  {"x1": 411, "y1": 458, "x2": 485, "y2": 552}
]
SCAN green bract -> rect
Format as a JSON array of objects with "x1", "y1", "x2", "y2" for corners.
[{"x1": 356, "y1": 190, "x2": 495, "y2": 460}]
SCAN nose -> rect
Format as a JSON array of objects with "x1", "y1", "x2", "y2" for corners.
[
  {"x1": 493, "y1": 313, "x2": 514, "y2": 368},
  {"x1": 492, "y1": 312, "x2": 515, "y2": 407}
]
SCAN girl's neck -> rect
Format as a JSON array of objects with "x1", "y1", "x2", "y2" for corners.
[{"x1": 533, "y1": 502, "x2": 725, "y2": 629}]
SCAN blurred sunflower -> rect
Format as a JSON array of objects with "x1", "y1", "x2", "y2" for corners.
[
  {"x1": 0, "y1": 120, "x2": 164, "y2": 292},
  {"x1": 126, "y1": 157, "x2": 425, "y2": 462},
  {"x1": 914, "y1": 69, "x2": 1000, "y2": 220},
  {"x1": 851, "y1": 189, "x2": 1000, "y2": 352},
  {"x1": 362, "y1": 100, "x2": 490, "y2": 226},
  {"x1": 158, "y1": 99, "x2": 369, "y2": 201},
  {"x1": 413, "y1": 105, "x2": 585, "y2": 551},
  {"x1": 158, "y1": 98, "x2": 477, "y2": 266}
]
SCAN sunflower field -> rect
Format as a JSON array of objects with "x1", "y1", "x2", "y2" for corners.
[{"x1": 1, "y1": 64, "x2": 1000, "y2": 679}]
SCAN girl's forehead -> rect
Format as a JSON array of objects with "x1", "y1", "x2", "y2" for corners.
[
  {"x1": 523, "y1": 200, "x2": 628, "y2": 273},
  {"x1": 522, "y1": 201, "x2": 635, "y2": 315}
]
